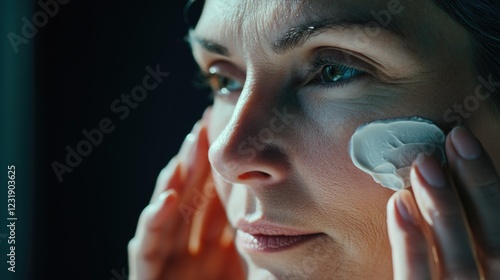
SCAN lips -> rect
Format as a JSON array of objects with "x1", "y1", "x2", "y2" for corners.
[{"x1": 236, "y1": 220, "x2": 323, "y2": 253}]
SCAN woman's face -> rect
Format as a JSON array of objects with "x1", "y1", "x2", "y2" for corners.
[{"x1": 190, "y1": 0, "x2": 484, "y2": 278}]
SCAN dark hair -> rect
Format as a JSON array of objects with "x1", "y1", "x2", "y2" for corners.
[
  {"x1": 184, "y1": 0, "x2": 204, "y2": 28},
  {"x1": 432, "y1": 0, "x2": 500, "y2": 112}
]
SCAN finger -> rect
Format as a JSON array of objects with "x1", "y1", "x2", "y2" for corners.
[
  {"x1": 447, "y1": 126, "x2": 500, "y2": 276},
  {"x1": 150, "y1": 120, "x2": 203, "y2": 203},
  {"x1": 151, "y1": 120, "x2": 209, "y2": 245},
  {"x1": 201, "y1": 224, "x2": 239, "y2": 280},
  {"x1": 134, "y1": 190, "x2": 179, "y2": 247},
  {"x1": 150, "y1": 156, "x2": 191, "y2": 251},
  {"x1": 181, "y1": 123, "x2": 212, "y2": 203},
  {"x1": 220, "y1": 239, "x2": 245, "y2": 280},
  {"x1": 151, "y1": 106, "x2": 211, "y2": 203},
  {"x1": 188, "y1": 178, "x2": 227, "y2": 255},
  {"x1": 174, "y1": 123, "x2": 213, "y2": 252},
  {"x1": 411, "y1": 154, "x2": 480, "y2": 279},
  {"x1": 202, "y1": 180, "x2": 229, "y2": 245},
  {"x1": 387, "y1": 190, "x2": 431, "y2": 280},
  {"x1": 176, "y1": 122, "x2": 210, "y2": 219},
  {"x1": 151, "y1": 158, "x2": 182, "y2": 203},
  {"x1": 180, "y1": 106, "x2": 212, "y2": 195},
  {"x1": 129, "y1": 190, "x2": 178, "y2": 279}
]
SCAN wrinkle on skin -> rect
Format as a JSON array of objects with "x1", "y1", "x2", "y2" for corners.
[
  {"x1": 208, "y1": 0, "x2": 308, "y2": 63},
  {"x1": 191, "y1": 0, "x2": 499, "y2": 279}
]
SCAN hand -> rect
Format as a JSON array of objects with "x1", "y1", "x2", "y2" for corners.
[
  {"x1": 387, "y1": 126, "x2": 500, "y2": 279},
  {"x1": 128, "y1": 108, "x2": 245, "y2": 280}
]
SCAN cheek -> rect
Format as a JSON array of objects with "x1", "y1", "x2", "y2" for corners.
[
  {"x1": 295, "y1": 122, "x2": 394, "y2": 214},
  {"x1": 293, "y1": 152, "x2": 392, "y2": 265},
  {"x1": 290, "y1": 111, "x2": 394, "y2": 247}
]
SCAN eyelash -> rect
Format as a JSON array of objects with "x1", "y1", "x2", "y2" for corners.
[
  {"x1": 196, "y1": 51, "x2": 366, "y2": 97},
  {"x1": 306, "y1": 52, "x2": 366, "y2": 90},
  {"x1": 194, "y1": 70, "x2": 242, "y2": 99}
]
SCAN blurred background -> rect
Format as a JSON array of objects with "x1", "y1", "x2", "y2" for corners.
[{"x1": 1, "y1": 1, "x2": 210, "y2": 279}]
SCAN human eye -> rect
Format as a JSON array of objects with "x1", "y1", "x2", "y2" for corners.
[
  {"x1": 320, "y1": 64, "x2": 362, "y2": 86},
  {"x1": 197, "y1": 64, "x2": 244, "y2": 98},
  {"x1": 306, "y1": 50, "x2": 368, "y2": 90}
]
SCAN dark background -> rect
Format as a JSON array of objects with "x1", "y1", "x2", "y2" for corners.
[{"x1": 2, "y1": 1, "x2": 210, "y2": 279}]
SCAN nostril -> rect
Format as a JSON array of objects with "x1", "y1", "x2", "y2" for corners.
[{"x1": 238, "y1": 171, "x2": 271, "y2": 180}]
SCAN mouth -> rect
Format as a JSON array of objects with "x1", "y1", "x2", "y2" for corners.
[{"x1": 236, "y1": 220, "x2": 324, "y2": 253}]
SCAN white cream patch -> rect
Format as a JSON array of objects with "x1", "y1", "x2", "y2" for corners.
[{"x1": 349, "y1": 117, "x2": 446, "y2": 191}]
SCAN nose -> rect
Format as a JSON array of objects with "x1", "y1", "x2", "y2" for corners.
[{"x1": 208, "y1": 76, "x2": 295, "y2": 187}]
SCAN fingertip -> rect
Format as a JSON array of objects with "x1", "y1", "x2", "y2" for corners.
[
  {"x1": 414, "y1": 154, "x2": 447, "y2": 188},
  {"x1": 387, "y1": 191, "x2": 399, "y2": 217},
  {"x1": 388, "y1": 191, "x2": 431, "y2": 280},
  {"x1": 157, "y1": 190, "x2": 178, "y2": 213},
  {"x1": 450, "y1": 126, "x2": 482, "y2": 160},
  {"x1": 151, "y1": 159, "x2": 183, "y2": 203},
  {"x1": 389, "y1": 190, "x2": 420, "y2": 227},
  {"x1": 158, "y1": 189, "x2": 177, "y2": 202},
  {"x1": 397, "y1": 190, "x2": 420, "y2": 226},
  {"x1": 179, "y1": 122, "x2": 202, "y2": 165},
  {"x1": 184, "y1": 122, "x2": 210, "y2": 178},
  {"x1": 386, "y1": 191, "x2": 402, "y2": 236},
  {"x1": 149, "y1": 190, "x2": 178, "y2": 230}
]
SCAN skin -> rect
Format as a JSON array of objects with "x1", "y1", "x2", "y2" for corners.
[{"x1": 128, "y1": 0, "x2": 500, "y2": 279}]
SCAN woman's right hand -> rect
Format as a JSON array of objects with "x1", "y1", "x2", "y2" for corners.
[
  {"x1": 128, "y1": 109, "x2": 245, "y2": 280},
  {"x1": 387, "y1": 127, "x2": 500, "y2": 279}
]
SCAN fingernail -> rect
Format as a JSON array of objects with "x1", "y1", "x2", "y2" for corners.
[
  {"x1": 415, "y1": 153, "x2": 447, "y2": 188},
  {"x1": 396, "y1": 195, "x2": 418, "y2": 225},
  {"x1": 178, "y1": 121, "x2": 202, "y2": 161},
  {"x1": 451, "y1": 126, "x2": 482, "y2": 160},
  {"x1": 158, "y1": 190, "x2": 172, "y2": 202},
  {"x1": 156, "y1": 190, "x2": 176, "y2": 212}
]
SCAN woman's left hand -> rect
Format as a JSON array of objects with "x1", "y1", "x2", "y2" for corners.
[{"x1": 387, "y1": 126, "x2": 500, "y2": 279}]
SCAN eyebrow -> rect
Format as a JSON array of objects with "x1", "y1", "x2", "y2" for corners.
[
  {"x1": 189, "y1": 16, "x2": 405, "y2": 57},
  {"x1": 187, "y1": 33, "x2": 230, "y2": 56},
  {"x1": 274, "y1": 17, "x2": 405, "y2": 54}
]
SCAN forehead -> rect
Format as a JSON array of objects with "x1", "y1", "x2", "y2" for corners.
[
  {"x1": 193, "y1": 0, "x2": 470, "y2": 71},
  {"x1": 193, "y1": 0, "x2": 423, "y2": 58},
  {"x1": 197, "y1": 0, "x2": 408, "y2": 36}
]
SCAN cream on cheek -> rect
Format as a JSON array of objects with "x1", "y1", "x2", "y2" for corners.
[{"x1": 350, "y1": 117, "x2": 446, "y2": 191}]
